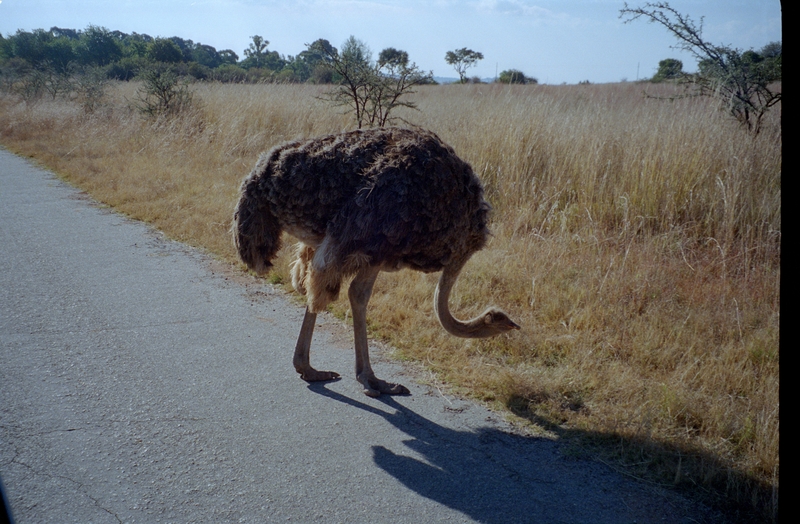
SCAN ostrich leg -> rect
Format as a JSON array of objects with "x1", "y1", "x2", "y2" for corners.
[
  {"x1": 293, "y1": 307, "x2": 341, "y2": 382},
  {"x1": 349, "y1": 266, "x2": 410, "y2": 397}
]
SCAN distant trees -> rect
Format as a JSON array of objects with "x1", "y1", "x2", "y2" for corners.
[
  {"x1": 77, "y1": 25, "x2": 122, "y2": 67},
  {"x1": 445, "y1": 48, "x2": 483, "y2": 83},
  {"x1": 0, "y1": 28, "x2": 77, "y2": 73},
  {"x1": 0, "y1": 27, "x2": 280, "y2": 85},
  {"x1": 377, "y1": 47, "x2": 409, "y2": 71},
  {"x1": 119, "y1": 32, "x2": 153, "y2": 61},
  {"x1": 498, "y1": 69, "x2": 536, "y2": 84},
  {"x1": 286, "y1": 38, "x2": 335, "y2": 83},
  {"x1": 240, "y1": 35, "x2": 285, "y2": 71},
  {"x1": 1, "y1": 24, "x2": 521, "y2": 106},
  {"x1": 696, "y1": 43, "x2": 781, "y2": 84},
  {"x1": 191, "y1": 44, "x2": 223, "y2": 68},
  {"x1": 166, "y1": 36, "x2": 195, "y2": 63},
  {"x1": 147, "y1": 38, "x2": 183, "y2": 64},
  {"x1": 621, "y1": 2, "x2": 781, "y2": 134},
  {"x1": 242, "y1": 35, "x2": 267, "y2": 68},
  {"x1": 218, "y1": 49, "x2": 239, "y2": 65},
  {"x1": 651, "y1": 58, "x2": 683, "y2": 82}
]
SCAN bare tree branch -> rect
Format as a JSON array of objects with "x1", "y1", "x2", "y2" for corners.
[{"x1": 620, "y1": 2, "x2": 781, "y2": 134}]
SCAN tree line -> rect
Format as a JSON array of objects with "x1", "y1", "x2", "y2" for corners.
[
  {"x1": 0, "y1": 26, "x2": 336, "y2": 83},
  {"x1": 0, "y1": 25, "x2": 538, "y2": 85}
]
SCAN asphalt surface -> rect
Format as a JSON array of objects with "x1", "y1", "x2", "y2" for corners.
[{"x1": 0, "y1": 148, "x2": 721, "y2": 523}]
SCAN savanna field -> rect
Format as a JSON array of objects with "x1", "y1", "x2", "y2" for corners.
[{"x1": 0, "y1": 81, "x2": 780, "y2": 521}]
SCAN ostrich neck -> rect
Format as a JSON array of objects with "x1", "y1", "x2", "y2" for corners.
[{"x1": 434, "y1": 260, "x2": 495, "y2": 339}]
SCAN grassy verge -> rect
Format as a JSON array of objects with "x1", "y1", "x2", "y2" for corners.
[{"x1": 0, "y1": 81, "x2": 779, "y2": 522}]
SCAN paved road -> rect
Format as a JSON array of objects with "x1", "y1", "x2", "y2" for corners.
[{"x1": 0, "y1": 149, "x2": 720, "y2": 523}]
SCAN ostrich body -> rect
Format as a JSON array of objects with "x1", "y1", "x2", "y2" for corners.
[{"x1": 234, "y1": 127, "x2": 519, "y2": 397}]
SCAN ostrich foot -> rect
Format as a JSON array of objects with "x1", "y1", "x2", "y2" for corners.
[
  {"x1": 358, "y1": 374, "x2": 410, "y2": 397},
  {"x1": 297, "y1": 368, "x2": 341, "y2": 382}
]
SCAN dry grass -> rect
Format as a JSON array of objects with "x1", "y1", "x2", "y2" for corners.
[{"x1": 0, "y1": 81, "x2": 779, "y2": 521}]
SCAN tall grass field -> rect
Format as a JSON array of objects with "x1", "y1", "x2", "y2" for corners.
[{"x1": 0, "y1": 81, "x2": 779, "y2": 521}]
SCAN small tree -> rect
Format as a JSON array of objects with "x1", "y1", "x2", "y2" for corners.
[
  {"x1": 75, "y1": 66, "x2": 108, "y2": 113},
  {"x1": 324, "y1": 36, "x2": 374, "y2": 125},
  {"x1": 620, "y1": 2, "x2": 781, "y2": 134},
  {"x1": 498, "y1": 69, "x2": 535, "y2": 84},
  {"x1": 377, "y1": 47, "x2": 409, "y2": 71},
  {"x1": 133, "y1": 65, "x2": 194, "y2": 117},
  {"x1": 445, "y1": 48, "x2": 484, "y2": 83},
  {"x1": 39, "y1": 61, "x2": 75, "y2": 99},
  {"x1": 651, "y1": 58, "x2": 683, "y2": 82},
  {"x1": 369, "y1": 48, "x2": 433, "y2": 127},
  {"x1": 317, "y1": 37, "x2": 432, "y2": 128}
]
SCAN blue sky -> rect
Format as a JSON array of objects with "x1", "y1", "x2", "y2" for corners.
[{"x1": 0, "y1": 1, "x2": 782, "y2": 84}]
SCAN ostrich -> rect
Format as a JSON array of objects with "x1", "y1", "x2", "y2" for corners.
[{"x1": 233, "y1": 127, "x2": 520, "y2": 397}]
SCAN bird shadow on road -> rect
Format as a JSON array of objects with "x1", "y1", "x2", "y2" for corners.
[{"x1": 306, "y1": 382, "x2": 701, "y2": 524}]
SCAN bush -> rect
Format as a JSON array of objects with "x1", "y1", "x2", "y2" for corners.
[
  {"x1": 74, "y1": 66, "x2": 108, "y2": 112},
  {"x1": 106, "y1": 56, "x2": 149, "y2": 81},
  {"x1": 133, "y1": 65, "x2": 194, "y2": 117},
  {"x1": 651, "y1": 58, "x2": 683, "y2": 82},
  {"x1": 187, "y1": 62, "x2": 211, "y2": 80},
  {"x1": 309, "y1": 64, "x2": 333, "y2": 84},
  {"x1": 211, "y1": 64, "x2": 248, "y2": 83},
  {"x1": 0, "y1": 59, "x2": 66, "y2": 102},
  {"x1": 498, "y1": 69, "x2": 536, "y2": 84},
  {"x1": 275, "y1": 68, "x2": 299, "y2": 83}
]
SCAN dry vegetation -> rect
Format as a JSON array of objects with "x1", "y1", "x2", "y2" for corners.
[{"x1": 0, "y1": 80, "x2": 779, "y2": 521}]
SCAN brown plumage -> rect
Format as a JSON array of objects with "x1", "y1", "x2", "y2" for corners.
[{"x1": 233, "y1": 127, "x2": 519, "y2": 397}]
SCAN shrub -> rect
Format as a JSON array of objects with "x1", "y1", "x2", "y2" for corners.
[
  {"x1": 212, "y1": 64, "x2": 248, "y2": 83},
  {"x1": 187, "y1": 62, "x2": 211, "y2": 80},
  {"x1": 651, "y1": 58, "x2": 683, "y2": 82},
  {"x1": 106, "y1": 56, "x2": 149, "y2": 81},
  {"x1": 74, "y1": 66, "x2": 108, "y2": 113},
  {"x1": 133, "y1": 65, "x2": 194, "y2": 117},
  {"x1": 498, "y1": 69, "x2": 536, "y2": 84}
]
